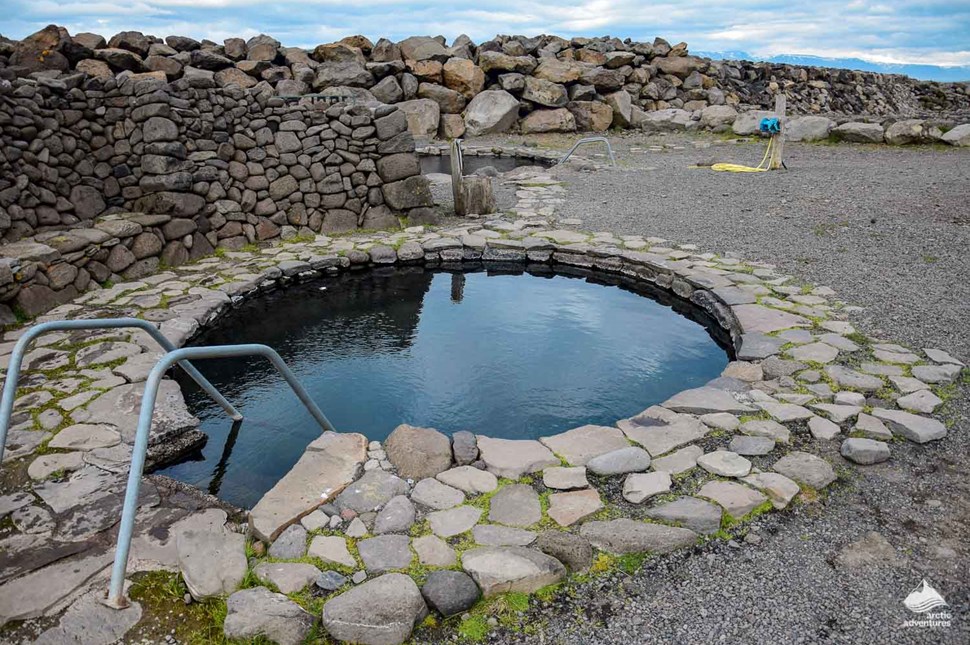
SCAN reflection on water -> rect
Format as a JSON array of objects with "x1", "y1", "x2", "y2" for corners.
[
  {"x1": 159, "y1": 268, "x2": 730, "y2": 508},
  {"x1": 419, "y1": 155, "x2": 552, "y2": 175}
]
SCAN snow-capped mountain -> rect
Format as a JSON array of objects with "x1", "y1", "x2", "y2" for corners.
[{"x1": 694, "y1": 50, "x2": 970, "y2": 83}]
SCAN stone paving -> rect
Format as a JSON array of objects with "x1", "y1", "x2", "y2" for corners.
[{"x1": 0, "y1": 164, "x2": 964, "y2": 644}]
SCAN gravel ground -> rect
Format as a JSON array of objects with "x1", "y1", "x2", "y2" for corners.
[{"x1": 448, "y1": 133, "x2": 970, "y2": 644}]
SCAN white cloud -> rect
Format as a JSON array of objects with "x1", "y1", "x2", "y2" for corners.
[{"x1": 5, "y1": 0, "x2": 969, "y2": 68}]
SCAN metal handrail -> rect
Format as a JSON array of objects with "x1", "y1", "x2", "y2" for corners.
[
  {"x1": 558, "y1": 136, "x2": 617, "y2": 167},
  {"x1": 105, "y1": 344, "x2": 335, "y2": 608},
  {"x1": 0, "y1": 318, "x2": 243, "y2": 464}
]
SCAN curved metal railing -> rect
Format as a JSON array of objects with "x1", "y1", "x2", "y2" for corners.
[
  {"x1": 0, "y1": 318, "x2": 335, "y2": 608},
  {"x1": 558, "y1": 136, "x2": 617, "y2": 167}
]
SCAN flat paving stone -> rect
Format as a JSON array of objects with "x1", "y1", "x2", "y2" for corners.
[
  {"x1": 322, "y1": 573, "x2": 425, "y2": 645},
  {"x1": 742, "y1": 472, "x2": 801, "y2": 509},
  {"x1": 853, "y1": 413, "x2": 893, "y2": 440},
  {"x1": 729, "y1": 435, "x2": 776, "y2": 455},
  {"x1": 841, "y1": 438, "x2": 891, "y2": 465},
  {"x1": 428, "y1": 505, "x2": 482, "y2": 537},
  {"x1": 810, "y1": 404, "x2": 863, "y2": 424},
  {"x1": 489, "y1": 484, "x2": 541, "y2": 527},
  {"x1": 547, "y1": 489, "x2": 603, "y2": 527},
  {"x1": 697, "y1": 450, "x2": 752, "y2": 477},
  {"x1": 476, "y1": 436, "x2": 558, "y2": 479},
  {"x1": 808, "y1": 416, "x2": 841, "y2": 440},
  {"x1": 358, "y1": 535, "x2": 413, "y2": 573},
  {"x1": 412, "y1": 535, "x2": 457, "y2": 566},
  {"x1": 473, "y1": 524, "x2": 537, "y2": 546},
  {"x1": 373, "y1": 495, "x2": 416, "y2": 535},
  {"x1": 410, "y1": 478, "x2": 465, "y2": 509},
  {"x1": 580, "y1": 518, "x2": 698, "y2": 554},
  {"x1": 436, "y1": 466, "x2": 498, "y2": 494},
  {"x1": 27, "y1": 452, "x2": 84, "y2": 480},
  {"x1": 740, "y1": 419, "x2": 791, "y2": 444},
  {"x1": 176, "y1": 528, "x2": 247, "y2": 600},
  {"x1": 461, "y1": 546, "x2": 566, "y2": 597},
  {"x1": 645, "y1": 496, "x2": 723, "y2": 534},
  {"x1": 47, "y1": 423, "x2": 121, "y2": 451},
  {"x1": 250, "y1": 432, "x2": 367, "y2": 542},
  {"x1": 335, "y1": 469, "x2": 409, "y2": 515},
  {"x1": 737, "y1": 333, "x2": 785, "y2": 360},
  {"x1": 825, "y1": 366, "x2": 885, "y2": 392},
  {"x1": 911, "y1": 364, "x2": 961, "y2": 383},
  {"x1": 542, "y1": 466, "x2": 589, "y2": 490},
  {"x1": 34, "y1": 589, "x2": 142, "y2": 645},
  {"x1": 772, "y1": 451, "x2": 837, "y2": 489},
  {"x1": 650, "y1": 445, "x2": 703, "y2": 475},
  {"x1": 268, "y1": 524, "x2": 308, "y2": 559},
  {"x1": 732, "y1": 304, "x2": 811, "y2": 333},
  {"x1": 896, "y1": 390, "x2": 943, "y2": 414},
  {"x1": 699, "y1": 412, "x2": 740, "y2": 430},
  {"x1": 759, "y1": 402, "x2": 814, "y2": 422},
  {"x1": 308, "y1": 535, "x2": 357, "y2": 568},
  {"x1": 623, "y1": 471, "x2": 671, "y2": 504},
  {"x1": 586, "y1": 446, "x2": 652, "y2": 475},
  {"x1": 789, "y1": 342, "x2": 839, "y2": 364},
  {"x1": 254, "y1": 562, "x2": 321, "y2": 594},
  {"x1": 539, "y1": 424, "x2": 630, "y2": 466},
  {"x1": 661, "y1": 387, "x2": 756, "y2": 415},
  {"x1": 224, "y1": 586, "x2": 315, "y2": 645},
  {"x1": 871, "y1": 408, "x2": 947, "y2": 443},
  {"x1": 621, "y1": 417, "x2": 709, "y2": 457},
  {"x1": 698, "y1": 481, "x2": 769, "y2": 518}
]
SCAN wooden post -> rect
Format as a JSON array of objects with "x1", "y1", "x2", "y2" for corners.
[
  {"x1": 769, "y1": 94, "x2": 786, "y2": 170},
  {"x1": 449, "y1": 138, "x2": 464, "y2": 215}
]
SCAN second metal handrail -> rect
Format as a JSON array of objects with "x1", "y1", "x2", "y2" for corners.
[
  {"x1": 105, "y1": 344, "x2": 335, "y2": 608},
  {"x1": 0, "y1": 318, "x2": 242, "y2": 464},
  {"x1": 559, "y1": 136, "x2": 617, "y2": 167}
]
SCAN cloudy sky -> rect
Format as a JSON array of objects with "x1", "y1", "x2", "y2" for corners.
[{"x1": 3, "y1": 0, "x2": 969, "y2": 67}]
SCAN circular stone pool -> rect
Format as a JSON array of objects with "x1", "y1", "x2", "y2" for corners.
[{"x1": 160, "y1": 268, "x2": 731, "y2": 507}]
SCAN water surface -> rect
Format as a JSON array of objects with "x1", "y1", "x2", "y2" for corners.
[{"x1": 160, "y1": 268, "x2": 729, "y2": 508}]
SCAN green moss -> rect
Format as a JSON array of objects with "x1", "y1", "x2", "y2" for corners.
[
  {"x1": 534, "y1": 583, "x2": 563, "y2": 603},
  {"x1": 616, "y1": 552, "x2": 649, "y2": 574},
  {"x1": 844, "y1": 331, "x2": 869, "y2": 346},
  {"x1": 457, "y1": 615, "x2": 489, "y2": 641},
  {"x1": 720, "y1": 500, "x2": 775, "y2": 531}
]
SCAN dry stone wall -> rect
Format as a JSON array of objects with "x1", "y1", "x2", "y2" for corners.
[
  {"x1": 0, "y1": 72, "x2": 432, "y2": 320},
  {"x1": 2, "y1": 26, "x2": 968, "y2": 142}
]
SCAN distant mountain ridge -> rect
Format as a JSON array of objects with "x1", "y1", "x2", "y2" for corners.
[{"x1": 695, "y1": 50, "x2": 970, "y2": 83}]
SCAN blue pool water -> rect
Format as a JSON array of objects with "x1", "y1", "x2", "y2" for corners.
[{"x1": 160, "y1": 268, "x2": 730, "y2": 507}]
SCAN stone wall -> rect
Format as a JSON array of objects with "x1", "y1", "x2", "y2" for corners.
[
  {"x1": 0, "y1": 72, "x2": 433, "y2": 320},
  {"x1": 2, "y1": 26, "x2": 968, "y2": 141}
]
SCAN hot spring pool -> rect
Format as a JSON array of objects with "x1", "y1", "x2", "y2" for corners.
[{"x1": 160, "y1": 268, "x2": 731, "y2": 507}]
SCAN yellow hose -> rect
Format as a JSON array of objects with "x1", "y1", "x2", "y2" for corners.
[{"x1": 711, "y1": 137, "x2": 774, "y2": 172}]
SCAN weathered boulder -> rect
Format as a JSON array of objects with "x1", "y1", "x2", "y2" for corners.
[
  {"x1": 941, "y1": 123, "x2": 970, "y2": 146},
  {"x1": 398, "y1": 36, "x2": 450, "y2": 62},
  {"x1": 461, "y1": 547, "x2": 566, "y2": 597},
  {"x1": 417, "y1": 83, "x2": 466, "y2": 113},
  {"x1": 522, "y1": 76, "x2": 568, "y2": 107},
  {"x1": 534, "y1": 58, "x2": 583, "y2": 84},
  {"x1": 520, "y1": 108, "x2": 576, "y2": 133},
  {"x1": 396, "y1": 98, "x2": 440, "y2": 137},
  {"x1": 224, "y1": 587, "x2": 315, "y2": 645},
  {"x1": 322, "y1": 574, "x2": 427, "y2": 645},
  {"x1": 442, "y1": 58, "x2": 484, "y2": 99},
  {"x1": 786, "y1": 116, "x2": 835, "y2": 141},
  {"x1": 421, "y1": 571, "x2": 480, "y2": 616},
  {"x1": 463, "y1": 90, "x2": 520, "y2": 136},
  {"x1": 604, "y1": 90, "x2": 633, "y2": 128},
  {"x1": 832, "y1": 122, "x2": 885, "y2": 143},
  {"x1": 580, "y1": 518, "x2": 698, "y2": 554},
  {"x1": 566, "y1": 101, "x2": 613, "y2": 132},
  {"x1": 176, "y1": 528, "x2": 247, "y2": 600},
  {"x1": 732, "y1": 110, "x2": 776, "y2": 136},
  {"x1": 699, "y1": 105, "x2": 738, "y2": 129}
]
